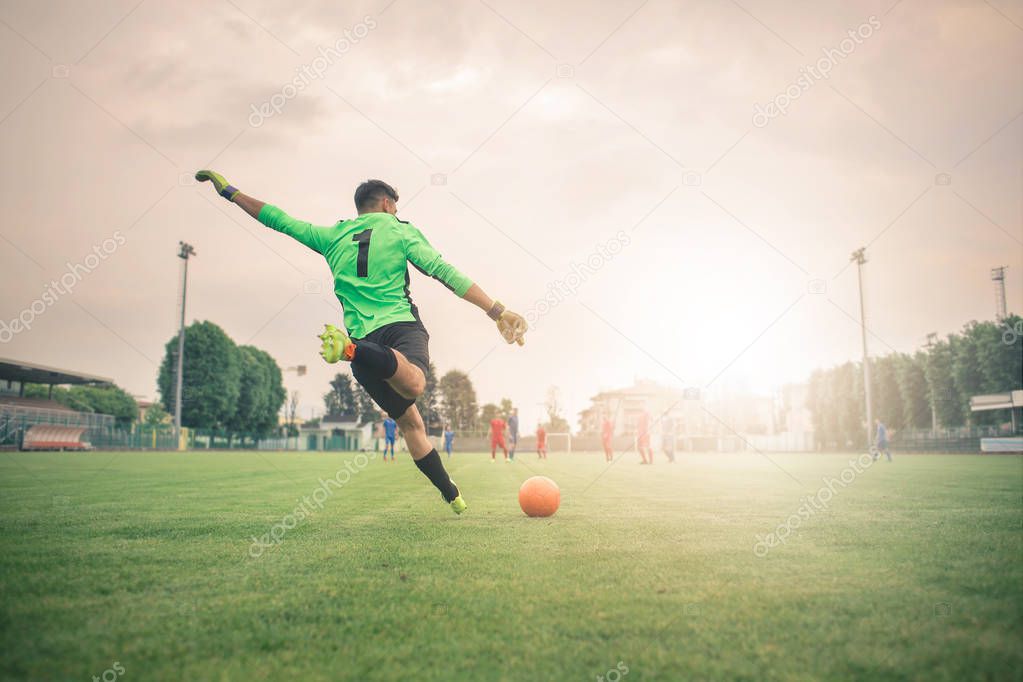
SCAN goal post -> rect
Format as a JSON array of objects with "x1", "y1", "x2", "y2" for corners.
[{"x1": 546, "y1": 432, "x2": 571, "y2": 454}]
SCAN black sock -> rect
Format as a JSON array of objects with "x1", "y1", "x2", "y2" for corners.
[
  {"x1": 414, "y1": 449, "x2": 458, "y2": 502},
  {"x1": 352, "y1": 340, "x2": 398, "y2": 379}
]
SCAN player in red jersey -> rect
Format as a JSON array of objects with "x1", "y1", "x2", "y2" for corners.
[
  {"x1": 536, "y1": 424, "x2": 548, "y2": 459},
  {"x1": 490, "y1": 416, "x2": 508, "y2": 462},
  {"x1": 636, "y1": 409, "x2": 653, "y2": 465},
  {"x1": 600, "y1": 413, "x2": 614, "y2": 463}
]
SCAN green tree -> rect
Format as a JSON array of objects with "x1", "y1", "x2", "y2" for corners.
[
  {"x1": 228, "y1": 346, "x2": 272, "y2": 434},
  {"x1": 324, "y1": 373, "x2": 356, "y2": 415},
  {"x1": 479, "y1": 403, "x2": 499, "y2": 425},
  {"x1": 499, "y1": 398, "x2": 514, "y2": 419},
  {"x1": 951, "y1": 323, "x2": 989, "y2": 424},
  {"x1": 439, "y1": 370, "x2": 478, "y2": 430},
  {"x1": 247, "y1": 346, "x2": 286, "y2": 434},
  {"x1": 27, "y1": 383, "x2": 139, "y2": 427},
  {"x1": 871, "y1": 354, "x2": 904, "y2": 430},
  {"x1": 158, "y1": 321, "x2": 242, "y2": 429},
  {"x1": 894, "y1": 352, "x2": 931, "y2": 429},
  {"x1": 925, "y1": 336, "x2": 963, "y2": 427},
  {"x1": 353, "y1": 383, "x2": 380, "y2": 425},
  {"x1": 417, "y1": 362, "x2": 441, "y2": 434},
  {"x1": 976, "y1": 315, "x2": 1022, "y2": 392},
  {"x1": 143, "y1": 402, "x2": 170, "y2": 427}
]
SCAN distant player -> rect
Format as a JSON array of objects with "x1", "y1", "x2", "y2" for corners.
[
  {"x1": 601, "y1": 413, "x2": 614, "y2": 463},
  {"x1": 636, "y1": 410, "x2": 653, "y2": 464},
  {"x1": 536, "y1": 424, "x2": 548, "y2": 459},
  {"x1": 873, "y1": 418, "x2": 893, "y2": 462},
  {"x1": 507, "y1": 408, "x2": 519, "y2": 461},
  {"x1": 490, "y1": 416, "x2": 508, "y2": 462},
  {"x1": 196, "y1": 171, "x2": 527, "y2": 514},
  {"x1": 383, "y1": 416, "x2": 397, "y2": 461},
  {"x1": 443, "y1": 424, "x2": 454, "y2": 458},
  {"x1": 661, "y1": 415, "x2": 676, "y2": 463}
]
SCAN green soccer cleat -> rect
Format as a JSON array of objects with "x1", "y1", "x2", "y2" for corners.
[
  {"x1": 318, "y1": 324, "x2": 354, "y2": 364},
  {"x1": 450, "y1": 495, "x2": 467, "y2": 515},
  {"x1": 446, "y1": 480, "x2": 467, "y2": 515}
]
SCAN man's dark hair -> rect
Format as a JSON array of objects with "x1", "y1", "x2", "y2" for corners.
[{"x1": 354, "y1": 179, "x2": 399, "y2": 212}]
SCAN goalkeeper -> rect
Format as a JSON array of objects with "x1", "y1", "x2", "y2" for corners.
[{"x1": 196, "y1": 171, "x2": 527, "y2": 515}]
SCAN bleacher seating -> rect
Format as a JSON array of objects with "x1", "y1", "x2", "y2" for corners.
[{"x1": 0, "y1": 396, "x2": 77, "y2": 412}]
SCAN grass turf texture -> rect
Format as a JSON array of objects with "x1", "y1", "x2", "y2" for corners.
[{"x1": 0, "y1": 451, "x2": 1020, "y2": 681}]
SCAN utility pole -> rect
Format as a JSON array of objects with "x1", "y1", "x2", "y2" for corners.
[
  {"x1": 174, "y1": 242, "x2": 196, "y2": 448},
  {"x1": 851, "y1": 248, "x2": 873, "y2": 448},
  {"x1": 991, "y1": 266, "x2": 1007, "y2": 320}
]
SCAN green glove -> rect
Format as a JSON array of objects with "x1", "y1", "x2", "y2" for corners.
[{"x1": 195, "y1": 169, "x2": 239, "y2": 201}]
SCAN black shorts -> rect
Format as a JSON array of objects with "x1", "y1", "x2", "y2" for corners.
[{"x1": 351, "y1": 321, "x2": 429, "y2": 420}]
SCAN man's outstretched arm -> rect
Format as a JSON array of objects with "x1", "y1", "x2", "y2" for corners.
[
  {"x1": 195, "y1": 170, "x2": 329, "y2": 253},
  {"x1": 402, "y1": 222, "x2": 527, "y2": 345}
]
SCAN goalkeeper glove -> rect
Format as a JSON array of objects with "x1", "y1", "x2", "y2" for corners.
[
  {"x1": 195, "y1": 169, "x2": 240, "y2": 201},
  {"x1": 488, "y1": 301, "x2": 527, "y2": 346}
]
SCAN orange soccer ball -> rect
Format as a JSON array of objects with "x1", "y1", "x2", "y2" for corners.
[{"x1": 518, "y1": 476, "x2": 560, "y2": 517}]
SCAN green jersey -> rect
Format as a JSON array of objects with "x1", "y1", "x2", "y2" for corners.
[{"x1": 259, "y1": 205, "x2": 473, "y2": 338}]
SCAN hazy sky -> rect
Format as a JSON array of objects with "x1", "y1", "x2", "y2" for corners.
[{"x1": 1, "y1": 0, "x2": 1020, "y2": 429}]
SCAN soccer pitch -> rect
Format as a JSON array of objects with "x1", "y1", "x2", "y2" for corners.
[{"x1": 1, "y1": 451, "x2": 1020, "y2": 681}]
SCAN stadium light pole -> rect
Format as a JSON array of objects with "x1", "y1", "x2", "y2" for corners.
[
  {"x1": 174, "y1": 242, "x2": 196, "y2": 448},
  {"x1": 851, "y1": 247, "x2": 873, "y2": 448},
  {"x1": 991, "y1": 266, "x2": 1007, "y2": 320}
]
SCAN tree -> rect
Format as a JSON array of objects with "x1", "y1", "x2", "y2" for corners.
[
  {"x1": 894, "y1": 352, "x2": 931, "y2": 429},
  {"x1": 27, "y1": 383, "x2": 139, "y2": 427},
  {"x1": 975, "y1": 315, "x2": 1022, "y2": 392},
  {"x1": 871, "y1": 354, "x2": 904, "y2": 430},
  {"x1": 247, "y1": 346, "x2": 286, "y2": 434},
  {"x1": 479, "y1": 403, "x2": 499, "y2": 425},
  {"x1": 324, "y1": 373, "x2": 356, "y2": 415},
  {"x1": 543, "y1": 386, "x2": 570, "y2": 433},
  {"x1": 925, "y1": 336, "x2": 963, "y2": 427},
  {"x1": 353, "y1": 383, "x2": 381, "y2": 425},
  {"x1": 227, "y1": 345, "x2": 272, "y2": 434},
  {"x1": 439, "y1": 370, "x2": 478, "y2": 430},
  {"x1": 499, "y1": 398, "x2": 514, "y2": 419},
  {"x1": 417, "y1": 362, "x2": 441, "y2": 434},
  {"x1": 285, "y1": 391, "x2": 300, "y2": 437},
  {"x1": 143, "y1": 402, "x2": 170, "y2": 427},
  {"x1": 158, "y1": 321, "x2": 241, "y2": 429}
]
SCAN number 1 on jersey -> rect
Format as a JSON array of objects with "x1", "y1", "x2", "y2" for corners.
[{"x1": 352, "y1": 229, "x2": 372, "y2": 278}]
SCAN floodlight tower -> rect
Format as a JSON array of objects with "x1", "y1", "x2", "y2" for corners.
[
  {"x1": 851, "y1": 247, "x2": 873, "y2": 447},
  {"x1": 174, "y1": 241, "x2": 196, "y2": 447},
  {"x1": 991, "y1": 266, "x2": 1007, "y2": 320}
]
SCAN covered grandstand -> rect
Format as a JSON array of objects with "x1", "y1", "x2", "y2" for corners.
[{"x1": 1, "y1": 358, "x2": 118, "y2": 450}]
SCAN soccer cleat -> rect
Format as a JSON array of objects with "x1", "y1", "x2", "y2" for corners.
[
  {"x1": 446, "y1": 480, "x2": 467, "y2": 515},
  {"x1": 450, "y1": 495, "x2": 467, "y2": 514},
  {"x1": 318, "y1": 324, "x2": 355, "y2": 364}
]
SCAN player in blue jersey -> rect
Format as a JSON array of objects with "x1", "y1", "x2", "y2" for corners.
[
  {"x1": 507, "y1": 408, "x2": 519, "y2": 461},
  {"x1": 443, "y1": 424, "x2": 455, "y2": 458},
  {"x1": 383, "y1": 416, "x2": 397, "y2": 462}
]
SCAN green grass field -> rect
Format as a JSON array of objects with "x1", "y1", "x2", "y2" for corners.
[{"x1": 1, "y1": 450, "x2": 1020, "y2": 681}]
